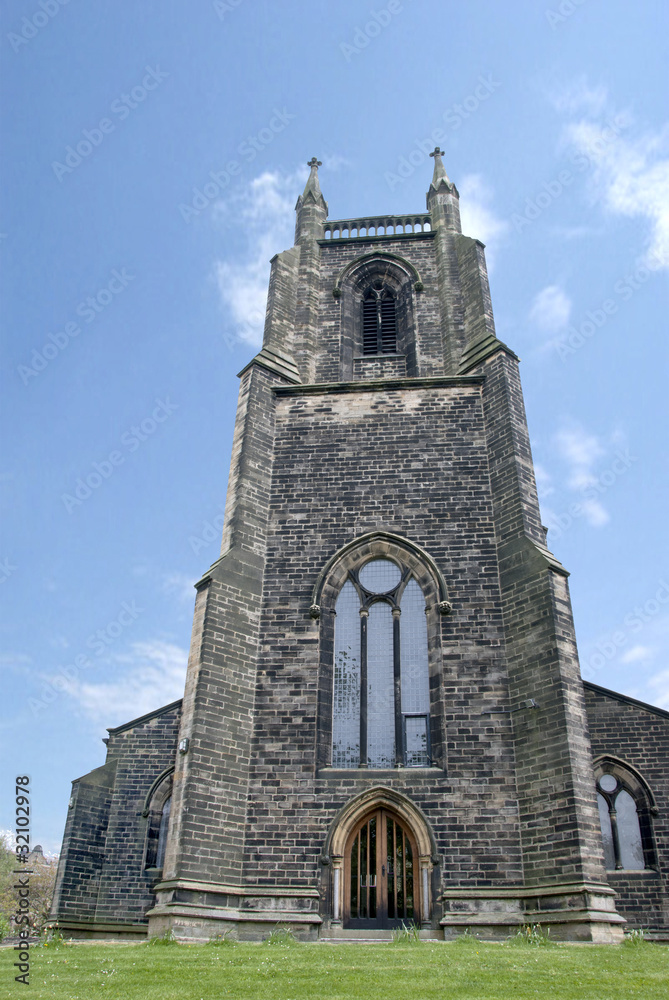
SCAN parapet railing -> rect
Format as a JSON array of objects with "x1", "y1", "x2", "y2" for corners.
[{"x1": 323, "y1": 214, "x2": 432, "y2": 239}]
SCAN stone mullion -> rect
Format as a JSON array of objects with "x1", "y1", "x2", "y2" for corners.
[{"x1": 609, "y1": 804, "x2": 624, "y2": 870}]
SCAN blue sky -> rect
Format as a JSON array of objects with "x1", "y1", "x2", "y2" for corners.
[{"x1": 1, "y1": 0, "x2": 667, "y2": 853}]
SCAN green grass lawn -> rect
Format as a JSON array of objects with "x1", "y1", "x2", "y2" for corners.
[{"x1": 1, "y1": 936, "x2": 667, "y2": 1000}]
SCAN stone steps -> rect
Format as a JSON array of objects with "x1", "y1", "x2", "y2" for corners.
[{"x1": 320, "y1": 928, "x2": 443, "y2": 943}]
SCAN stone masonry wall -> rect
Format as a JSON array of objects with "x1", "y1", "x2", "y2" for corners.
[
  {"x1": 162, "y1": 363, "x2": 289, "y2": 886},
  {"x1": 243, "y1": 378, "x2": 523, "y2": 900},
  {"x1": 316, "y1": 236, "x2": 444, "y2": 384},
  {"x1": 50, "y1": 762, "x2": 116, "y2": 923},
  {"x1": 52, "y1": 699, "x2": 180, "y2": 928},
  {"x1": 92, "y1": 701, "x2": 182, "y2": 924},
  {"x1": 585, "y1": 682, "x2": 669, "y2": 930},
  {"x1": 479, "y1": 348, "x2": 608, "y2": 887}
]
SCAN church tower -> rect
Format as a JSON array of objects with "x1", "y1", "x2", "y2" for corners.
[
  {"x1": 56, "y1": 152, "x2": 669, "y2": 943},
  {"x1": 141, "y1": 153, "x2": 623, "y2": 941}
]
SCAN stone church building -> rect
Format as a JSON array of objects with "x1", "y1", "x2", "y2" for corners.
[{"x1": 50, "y1": 153, "x2": 669, "y2": 941}]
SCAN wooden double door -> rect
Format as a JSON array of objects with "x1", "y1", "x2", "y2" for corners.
[{"x1": 344, "y1": 808, "x2": 419, "y2": 928}]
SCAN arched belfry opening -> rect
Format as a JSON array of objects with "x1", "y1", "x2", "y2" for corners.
[
  {"x1": 362, "y1": 285, "x2": 397, "y2": 355},
  {"x1": 335, "y1": 253, "x2": 420, "y2": 381},
  {"x1": 323, "y1": 787, "x2": 436, "y2": 931}
]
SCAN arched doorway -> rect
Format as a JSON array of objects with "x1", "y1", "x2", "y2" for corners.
[
  {"x1": 345, "y1": 807, "x2": 419, "y2": 928},
  {"x1": 325, "y1": 786, "x2": 436, "y2": 931}
]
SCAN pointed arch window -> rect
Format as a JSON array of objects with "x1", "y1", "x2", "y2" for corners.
[
  {"x1": 332, "y1": 559, "x2": 430, "y2": 769},
  {"x1": 155, "y1": 796, "x2": 171, "y2": 869},
  {"x1": 143, "y1": 770, "x2": 173, "y2": 871},
  {"x1": 595, "y1": 765, "x2": 656, "y2": 871},
  {"x1": 362, "y1": 287, "x2": 397, "y2": 355}
]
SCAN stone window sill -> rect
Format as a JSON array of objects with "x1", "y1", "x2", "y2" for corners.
[
  {"x1": 606, "y1": 868, "x2": 659, "y2": 875},
  {"x1": 317, "y1": 766, "x2": 443, "y2": 777}
]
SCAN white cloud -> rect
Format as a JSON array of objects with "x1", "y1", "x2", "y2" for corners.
[
  {"x1": 549, "y1": 224, "x2": 602, "y2": 240},
  {"x1": 320, "y1": 153, "x2": 351, "y2": 171},
  {"x1": 550, "y1": 77, "x2": 608, "y2": 117},
  {"x1": 556, "y1": 424, "x2": 609, "y2": 523},
  {"x1": 214, "y1": 167, "x2": 309, "y2": 347},
  {"x1": 529, "y1": 284, "x2": 572, "y2": 333},
  {"x1": 49, "y1": 635, "x2": 70, "y2": 650},
  {"x1": 580, "y1": 602, "x2": 669, "y2": 708},
  {"x1": 556, "y1": 80, "x2": 669, "y2": 269},
  {"x1": 162, "y1": 571, "x2": 196, "y2": 606},
  {"x1": 540, "y1": 423, "x2": 633, "y2": 533},
  {"x1": 554, "y1": 425, "x2": 606, "y2": 493},
  {"x1": 648, "y1": 669, "x2": 669, "y2": 709},
  {"x1": 578, "y1": 498, "x2": 610, "y2": 529},
  {"x1": 61, "y1": 640, "x2": 187, "y2": 727},
  {"x1": 627, "y1": 613, "x2": 669, "y2": 707},
  {"x1": 458, "y1": 174, "x2": 509, "y2": 269},
  {"x1": 533, "y1": 462, "x2": 554, "y2": 500},
  {"x1": 0, "y1": 651, "x2": 31, "y2": 674},
  {"x1": 620, "y1": 644, "x2": 654, "y2": 665}
]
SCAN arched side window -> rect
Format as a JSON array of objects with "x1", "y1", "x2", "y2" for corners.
[
  {"x1": 143, "y1": 769, "x2": 173, "y2": 871},
  {"x1": 594, "y1": 759, "x2": 657, "y2": 871},
  {"x1": 362, "y1": 287, "x2": 397, "y2": 355},
  {"x1": 332, "y1": 558, "x2": 430, "y2": 769},
  {"x1": 155, "y1": 796, "x2": 171, "y2": 869}
]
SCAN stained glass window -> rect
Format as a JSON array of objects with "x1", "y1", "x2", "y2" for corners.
[
  {"x1": 359, "y1": 559, "x2": 401, "y2": 593},
  {"x1": 331, "y1": 560, "x2": 432, "y2": 768},
  {"x1": 596, "y1": 772, "x2": 649, "y2": 871},
  {"x1": 367, "y1": 602, "x2": 395, "y2": 768},
  {"x1": 156, "y1": 796, "x2": 171, "y2": 869},
  {"x1": 597, "y1": 792, "x2": 615, "y2": 870},
  {"x1": 400, "y1": 580, "x2": 429, "y2": 715},
  {"x1": 333, "y1": 581, "x2": 361, "y2": 768},
  {"x1": 616, "y1": 790, "x2": 645, "y2": 870}
]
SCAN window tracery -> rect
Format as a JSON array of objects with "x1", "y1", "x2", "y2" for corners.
[
  {"x1": 332, "y1": 558, "x2": 430, "y2": 769},
  {"x1": 595, "y1": 762, "x2": 656, "y2": 871}
]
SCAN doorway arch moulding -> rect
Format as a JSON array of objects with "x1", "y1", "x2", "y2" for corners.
[{"x1": 321, "y1": 785, "x2": 438, "y2": 927}]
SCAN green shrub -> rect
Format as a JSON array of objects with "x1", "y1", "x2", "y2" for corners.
[
  {"x1": 265, "y1": 926, "x2": 297, "y2": 946},
  {"x1": 391, "y1": 921, "x2": 421, "y2": 944},
  {"x1": 0, "y1": 835, "x2": 59, "y2": 937},
  {"x1": 452, "y1": 928, "x2": 479, "y2": 946},
  {"x1": 623, "y1": 928, "x2": 648, "y2": 947},
  {"x1": 44, "y1": 928, "x2": 67, "y2": 947},
  {"x1": 146, "y1": 929, "x2": 179, "y2": 946},
  {"x1": 508, "y1": 923, "x2": 552, "y2": 946},
  {"x1": 206, "y1": 932, "x2": 235, "y2": 946}
]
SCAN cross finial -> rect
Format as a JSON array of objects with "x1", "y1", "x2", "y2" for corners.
[
  {"x1": 307, "y1": 157, "x2": 322, "y2": 169},
  {"x1": 429, "y1": 147, "x2": 444, "y2": 159}
]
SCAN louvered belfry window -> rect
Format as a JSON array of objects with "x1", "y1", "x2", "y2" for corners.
[{"x1": 362, "y1": 287, "x2": 397, "y2": 355}]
